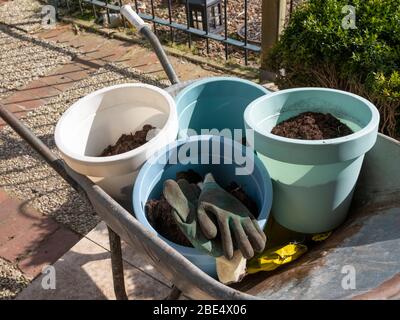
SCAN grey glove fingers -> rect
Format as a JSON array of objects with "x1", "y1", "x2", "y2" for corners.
[
  {"x1": 231, "y1": 218, "x2": 254, "y2": 259},
  {"x1": 219, "y1": 217, "x2": 234, "y2": 260},
  {"x1": 190, "y1": 183, "x2": 201, "y2": 199},
  {"x1": 245, "y1": 212, "x2": 267, "y2": 243},
  {"x1": 197, "y1": 202, "x2": 218, "y2": 239},
  {"x1": 242, "y1": 218, "x2": 266, "y2": 253},
  {"x1": 163, "y1": 179, "x2": 190, "y2": 221}
]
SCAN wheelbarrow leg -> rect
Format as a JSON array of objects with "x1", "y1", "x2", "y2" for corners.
[
  {"x1": 165, "y1": 285, "x2": 182, "y2": 300},
  {"x1": 108, "y1": 226, "x2": 128, "y2": 300}
]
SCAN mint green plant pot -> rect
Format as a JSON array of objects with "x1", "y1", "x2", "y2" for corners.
[{"x1": 244, "y1": 88, "x2": 380, "y2": 233}]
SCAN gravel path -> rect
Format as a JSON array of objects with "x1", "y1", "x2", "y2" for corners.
[
  {"x1": 0, "y1": 0, "x2": 170, "y2": 300},
  {"x1": 0, "y1": 0, "x2": 78, "y2": 99},
  {"x1": 0, "y1": 62, "x2": 169, "y2": 299},
  {"x1": 0, "y1": 0, "x2": 79, "y2": 300},
  {"x1": 0, "y1": 258, "x2": 30, "y2": 300},
  {"x1": 0, "y1": 0, "x2": 42, "y2": 32},
  {"x1": 0, "y1": 63, "x2": 169, "y2": 235}
]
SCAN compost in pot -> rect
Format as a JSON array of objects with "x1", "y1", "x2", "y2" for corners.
[
  {"x1": 100, "y1": 124, "x2": 156, "y2": 157},
  {"x1": 271, "y1": 112, "x2": 353, "y2": 140},
  {"x1": 145, "y1": 170, "x2": 258, "y2": 247},
  {"x1": 146, "y1": 195, "x2": 193, "y2": 247}
]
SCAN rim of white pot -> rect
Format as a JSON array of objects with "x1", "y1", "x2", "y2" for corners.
[
  {"x1": 54, "y1": 83, "x2": 177, "y2": 167},
  {"x1": 244, "y1": 87, "x2": 380, "y2": 164}
]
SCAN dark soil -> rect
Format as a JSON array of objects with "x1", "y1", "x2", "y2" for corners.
[
  {"x1": 176, "y1": 169, "x2": 203, "y2": 184},
  {"x1": 99, "y1": 124, "x2": 155, "y2": 157},
  {"x1": 146, "y1": 171, "x2": 259, "y2": 246},
  {"x1": 271, "y1": 112, "x2": 353, "y2": 140},
  {"x1": 226, "y1": 182, "x2": 258, "y2": 217},
  {"x1": 146, "y1": 196, "x2": 193, "y2": 247}
]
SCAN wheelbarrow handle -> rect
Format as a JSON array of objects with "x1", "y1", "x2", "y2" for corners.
[
  {"x1": 120, "y1": 5, "x2": 180, "y2": 85},
  {"x1": 120, "y1": 5, "x2": 146, "y2": 31}
]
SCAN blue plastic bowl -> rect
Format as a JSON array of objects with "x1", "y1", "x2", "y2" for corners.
[
  {"x1": 133, "y1": 135, "x2": 273, "y2": 277},
  {"x1": 175, "y1": 77, "x2": 270, "y2": 138}
]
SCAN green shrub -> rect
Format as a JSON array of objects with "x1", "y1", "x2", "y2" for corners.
[{"x1": 268, "y1": 0, "x2": 400, "y2": 137}]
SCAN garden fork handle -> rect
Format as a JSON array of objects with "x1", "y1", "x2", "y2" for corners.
[{"x1": 120, "y1": 5, "x2": 180, "y2": 85}]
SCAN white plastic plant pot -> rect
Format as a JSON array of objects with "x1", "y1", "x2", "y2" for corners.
[{"x1": 55, "y1": 83, "x2": 178, "y2": 200}]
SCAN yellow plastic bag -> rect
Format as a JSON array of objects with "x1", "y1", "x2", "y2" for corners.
[
  {"x1": 312, "y1": 231, "x2": 332, "y2": 242},
  {"x1": 246, "y1": 217, "x2": 332, "y2": 275},
  {"x1": 247, "y1": 243, "x2": 308, "y2": 274}
]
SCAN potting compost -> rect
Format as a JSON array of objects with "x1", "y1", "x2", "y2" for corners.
[
  {"x1": 146, "y1": 196, "x2": 193, "y2": 247},
  {"x1": 271, "y1": 112, "x2": 353, "y2": 140},
  {"x1": 100, "y1": 124, "x2": 156, "y2": 156}
]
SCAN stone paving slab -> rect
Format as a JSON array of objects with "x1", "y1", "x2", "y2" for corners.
[
  {"x1": 17, "y1": 222, "x2": 172, "y2": 300},
  {"x1": 85, "y1": 222, "x2": 171, "y2": 286},
  {"x1": 0, "y1": 195, "x2": 81, "y2": 278}
]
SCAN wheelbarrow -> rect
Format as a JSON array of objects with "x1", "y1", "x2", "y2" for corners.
[{"x1": 1, "y1": 5, "x2": 399, "y2": 300}]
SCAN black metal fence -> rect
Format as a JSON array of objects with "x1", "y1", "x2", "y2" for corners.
[{"x1": 59, "y1": 0, "x2": 298, "y2": 66}]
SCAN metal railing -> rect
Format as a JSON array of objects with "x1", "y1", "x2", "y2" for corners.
[{"x1": 60, "y1": 0, "x2": 298, "y2": 65}]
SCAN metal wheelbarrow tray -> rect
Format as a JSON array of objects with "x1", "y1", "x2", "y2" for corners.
[{"x1": 1, "y1": 5, "x2": 399, "y2": 300}]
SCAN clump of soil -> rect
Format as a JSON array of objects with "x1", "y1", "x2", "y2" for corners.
[
  {"x1": 226, "y1": 182, "x2": 258, "y2": 217},
  {"x1": 100, "y1": 124, "x2": 155, "y2": 157},
  {"x1": 146, "y1": 196, "x2": 193, "y2": 247},
  {"x1": 146, "y1": 171, "x2": 259, "y2": 246},
  {"x1": 271, "y1": 112, "x2": 353, "y2": 140}
]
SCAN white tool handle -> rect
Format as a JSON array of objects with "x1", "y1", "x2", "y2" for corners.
[{"x1": 120, "y1": 5, "x2": 146, "y2": 31}]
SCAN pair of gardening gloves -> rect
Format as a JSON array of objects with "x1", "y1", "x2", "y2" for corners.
[{"x1": 163, "y1": 173, "x2": 267, "y2": 284}]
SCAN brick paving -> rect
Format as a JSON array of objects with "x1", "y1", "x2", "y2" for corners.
[
  {"x1": 0, "y1": 196, "x2": 81, "y2": 278},
  {"x1": 0, "y1": 9, "x2": 222, "y2": 298}
]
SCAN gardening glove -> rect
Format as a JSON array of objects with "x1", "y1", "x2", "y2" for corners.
[
  {"x1": 163, "y1": 179, "x2": 223, "y2": 257},
  {"x1": 197, "y1": 173, "x2": 266, "y2": 260}
]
